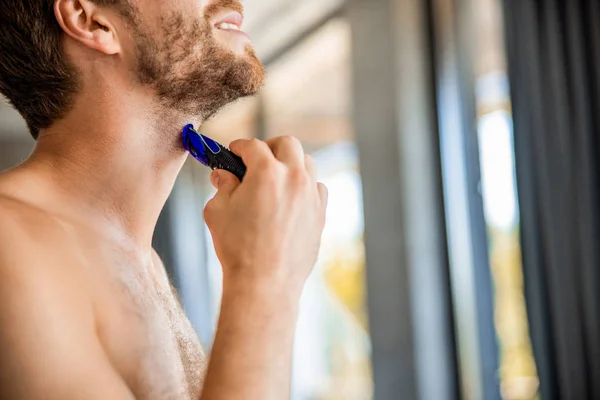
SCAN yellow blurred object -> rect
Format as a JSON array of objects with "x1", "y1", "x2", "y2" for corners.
[
  {"x1": 490, "y1": 229, "x2": 539, "y2": 400},
  {"x1": 323, "y1": 241, "x2": 369, "y2": 330}
]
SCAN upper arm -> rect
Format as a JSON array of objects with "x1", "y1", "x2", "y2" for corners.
[{"x1": 0, "y1": 217, "x2": 135, "y2": 400}]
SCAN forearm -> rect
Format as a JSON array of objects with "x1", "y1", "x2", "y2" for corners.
[{"x1": 200, "y1": 282, "x2": 300, "y2": 400}]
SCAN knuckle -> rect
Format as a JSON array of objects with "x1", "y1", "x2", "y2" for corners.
[
  {"x1": 277, "y1": 135, "x2": 300, "y2": 148},
  {"x1": 230, "y1": 138, "x2": 245, "y2": 146},
  {"x1": 289, "y1": 168, "x2": 309, "y2": 187},
  {"x1": 254, "y1": 138, "x2": 274, "y2": 155},
  {"x1": 281, "y1": 135, "x2": 296, "y2": 143},
  {"x1": 237, "y1": 138, "x2": 261, "y2": 154},
  {"x1": 229, "y1": 138, "x2": 247, "y2": 151}
]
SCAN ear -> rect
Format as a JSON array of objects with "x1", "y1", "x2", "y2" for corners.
[{"x1": 54, "y1": 0, "x2": 121, "y2": 55}]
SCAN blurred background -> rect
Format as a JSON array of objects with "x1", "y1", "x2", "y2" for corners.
[{"x1": 2, "y1": 0, "x2": 600, "y2": 399}]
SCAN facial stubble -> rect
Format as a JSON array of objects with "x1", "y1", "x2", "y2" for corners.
[{"x1": 133, "y1": 10, "x2": 265, "y2": 121}]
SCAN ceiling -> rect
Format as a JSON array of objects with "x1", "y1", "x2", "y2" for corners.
[{"x1": 243, "y1": 0, "x2": 344, "y2": 61}]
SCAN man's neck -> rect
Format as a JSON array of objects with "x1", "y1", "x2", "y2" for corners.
[{"x1": 17, "y1": 89, "x2": 200, "y2": 253}]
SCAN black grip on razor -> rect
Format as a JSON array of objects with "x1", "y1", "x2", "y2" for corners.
[{"x1": 207, "y1": 144, "x2": 247, "y2": 181}]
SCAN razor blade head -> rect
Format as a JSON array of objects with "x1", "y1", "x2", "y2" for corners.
[
  {"x1": 182, "y1": 124, "x2": 211, "y2": 165},
  {"x1": 182, "y1": 124, "x2": 224, "y2": 167},
  {"x1": 182, "y1": 124, "x2": 247, "y2": 181}
]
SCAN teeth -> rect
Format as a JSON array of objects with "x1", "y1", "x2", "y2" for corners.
[{"x1": 217, "y1": 22, "x2": 241, "y2": 31}]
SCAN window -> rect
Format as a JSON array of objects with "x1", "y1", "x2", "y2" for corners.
[{"x1": 199, "y1": 18, "x2": 373, "y2": 400}]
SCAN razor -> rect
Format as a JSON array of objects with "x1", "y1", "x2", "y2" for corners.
[{"x1": 182, "y1": 124, "x2": 247, "y2": 181}]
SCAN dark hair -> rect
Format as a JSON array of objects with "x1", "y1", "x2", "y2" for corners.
[{"x1": 0, "y1": 1, "x2": 131, "y2": 139}]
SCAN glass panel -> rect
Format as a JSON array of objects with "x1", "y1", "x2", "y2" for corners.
[
  {"x1": 473, "y1": 0, "x2": 539, "y2": 398},
  {"x1": 263, "y1": 19, "x2": 353, "y2": 152},
  {"x1": 265, "y1": 18, "x2": 372, "y2": 400},
  {"x1": 292, "y1": 144, "x2": 371, "y2": 400}
]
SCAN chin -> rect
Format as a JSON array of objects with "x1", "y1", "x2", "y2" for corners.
[{"x1": 239, "y1": 48, "x2": 266, "y2": 92}]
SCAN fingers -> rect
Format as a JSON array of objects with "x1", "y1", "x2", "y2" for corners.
[
  {"x1": 264, "y1": 136, "x2": 305, "y2": 168},
  {"x1": 230, "y1": 137, "x2": 316, "y2": 183},
  {"x1": 317, "y1": 182, "x2": 329, "y2": 209},
  {"x1": 210, "y1": 169, "x2": 240, "y2": 196},
  {"x1": 307, "y1": 156, "x2": 324, "y2": 211},
  {"x1": 229, "y1": 139, "x2": 275, "y2": 169}
]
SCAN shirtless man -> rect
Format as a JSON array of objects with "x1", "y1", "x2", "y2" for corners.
[{"x1": 0, "y1": 0, "x2": 327, "y2": 399}]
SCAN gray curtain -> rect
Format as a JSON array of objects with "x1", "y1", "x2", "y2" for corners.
[{"x1": 502, "y1": 0, "x2": 600, "y2": 399}]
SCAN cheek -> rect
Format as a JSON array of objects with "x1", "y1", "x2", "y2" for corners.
[
  {"x1": 196, "y1": 0, "x2": 212, "y2": 18},
  {"x1": 153, "y1": 0, "x2": 206, "y2": 22}
]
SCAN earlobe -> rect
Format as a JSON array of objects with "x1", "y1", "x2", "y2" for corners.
[{"x1": 54, "y1": 0, "x2": 121, "y2": 55}]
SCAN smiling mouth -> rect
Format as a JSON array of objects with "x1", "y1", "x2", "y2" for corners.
[{"x1": 215, "y1": 22, "x2": 243, "y2": 32}]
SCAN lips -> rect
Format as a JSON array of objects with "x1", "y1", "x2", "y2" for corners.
[{"x1": 214, "y1": 11, "x2": 243, "y2": 31}]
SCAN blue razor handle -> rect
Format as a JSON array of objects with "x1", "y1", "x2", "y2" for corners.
[{"x1": 182, "y1": 124, "x2": 247, "y2": 181}]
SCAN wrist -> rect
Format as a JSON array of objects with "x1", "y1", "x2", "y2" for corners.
[
  {"x1": 224, "y1": 275, "x2": 302, "y2": 303},
  {"x1": 221, "y1": 274, "x2": 303, "y2": 316},
  {"x1": 218, "y1": 283, "x2": 301, "y2": 341}
]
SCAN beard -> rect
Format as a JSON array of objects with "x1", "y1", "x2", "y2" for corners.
[{"x1": 131, "y1": 5, "x2": 265, "y2": 120}]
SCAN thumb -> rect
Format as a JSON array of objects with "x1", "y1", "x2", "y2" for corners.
[{"x1": 210, "y1": 169, "x2": 240, "y2": 195}]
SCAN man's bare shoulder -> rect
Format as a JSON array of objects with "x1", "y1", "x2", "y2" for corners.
[
  {"x1": 0, "y1": 193, "x2": 86, "y2": 297},
  {"x1": 0, "y1": 195, "x2": 136, "y2": 400},
  {"x1": 0, "y1": 195, "x2": 88, "y2": 311},
  {"x1": 0, "y1": 193, "x2": 70, "y2": 255}
]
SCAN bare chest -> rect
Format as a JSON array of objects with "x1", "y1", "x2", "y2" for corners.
[{"x1": 90, "y1": 254, "x2": 206, "y2": 400}]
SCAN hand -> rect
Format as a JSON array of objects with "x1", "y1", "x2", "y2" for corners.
[{"x1": 204, "y1": 137, "x2": 328, "y2": 300}]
